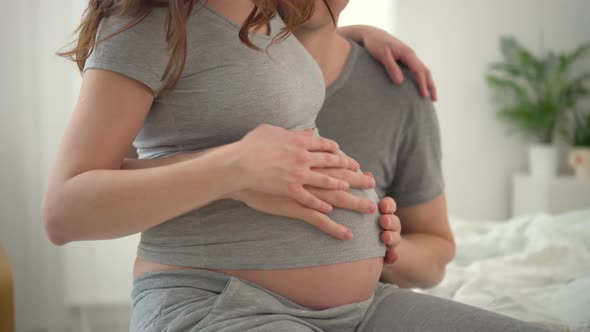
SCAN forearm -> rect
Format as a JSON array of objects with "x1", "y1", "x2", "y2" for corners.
[
  {"x1": 121, "y1": 147, "x2": 217, "y2": 170},
  {"x1": 43, "y1": 144, "x2": 241, "y2": 245},
  {"x1": 381, "y1": 233, "x2": 454, "y2": 288}
]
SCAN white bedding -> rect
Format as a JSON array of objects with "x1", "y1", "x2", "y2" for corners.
[{"x1": 419, "y1": 209, "x2": 590, "y2": 332}]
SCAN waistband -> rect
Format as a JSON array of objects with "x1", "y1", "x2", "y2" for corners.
[{"x1": 132, "y1": 268, "x2": 232, "y2": 299}]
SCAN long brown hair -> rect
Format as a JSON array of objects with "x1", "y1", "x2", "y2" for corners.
[{"x1": 59, "y1": 0, "x2": 320, "y2": 95}]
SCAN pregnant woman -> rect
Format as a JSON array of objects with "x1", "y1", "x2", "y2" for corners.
[{"x1": 43, "y1": 0, "x2": 545, "y2": 331}]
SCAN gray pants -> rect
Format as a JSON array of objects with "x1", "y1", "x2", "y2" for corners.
[{"x1": 130, "y1": 269, "x2": 546, "y2": 332}]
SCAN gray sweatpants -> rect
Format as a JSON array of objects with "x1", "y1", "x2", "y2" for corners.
[{"x1": 130, "y1": 269, "x2": 547, "y2": 332}]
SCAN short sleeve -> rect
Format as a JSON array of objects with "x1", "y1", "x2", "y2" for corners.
[
  {"x1": 386, "y1": 98, "x2": 445, "y2": 207},
  {"x1": 84, "y1": 10, "x2": 169, "y2": 95}
]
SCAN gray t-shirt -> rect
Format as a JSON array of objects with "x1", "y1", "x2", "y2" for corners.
[
  {"x1": 316, "y1": 41, "x2": 444, "y2": 207},
  {"x1": 85, "y1": 5, "x2": 385, "y2": 269}
]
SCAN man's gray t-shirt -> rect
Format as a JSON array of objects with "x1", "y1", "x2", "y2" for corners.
[
  {"x1": 316, "y1": 41, "x2": 444, "y2": 207},
  {"x1": 84, "y1": 6, "x2": 385, "y2": 269}
]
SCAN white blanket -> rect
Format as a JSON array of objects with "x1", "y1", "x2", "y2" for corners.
[{"x1": 420, "y1": 209, "x2": 590, "y2": 332}]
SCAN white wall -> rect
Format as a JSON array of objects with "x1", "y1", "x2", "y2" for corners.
[
  {"x1": 1, "y1": 1, "x2": 83, "y2": 331},
  {"x1": 1, "y1": 3, "x2": 46, "y2": 331},
  {"x1": 395, "y1": 0, "x2": 590, "y2": 220},
  {"x1": 339, "y1": 0, "x2": 395, "y2": 31}
]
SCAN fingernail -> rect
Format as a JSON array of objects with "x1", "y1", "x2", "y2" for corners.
[{"x1": 342, "y1": 229, "x2": 353, "y2": 240}]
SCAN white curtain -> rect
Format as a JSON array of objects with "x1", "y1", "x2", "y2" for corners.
[{"x1": 1, "y1": 1, "x2": 84, "y2": 331}]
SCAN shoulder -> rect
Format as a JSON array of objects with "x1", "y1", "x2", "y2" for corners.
[
  {"x1": 347, "y1": 41, "x2": 436, "y2": 126},
  {"x1": 97, "y1": 8, "x2": 168, "y2": 41},
  {"x1": 351, "y1": 42, "x2": 424, "y2": 104}
]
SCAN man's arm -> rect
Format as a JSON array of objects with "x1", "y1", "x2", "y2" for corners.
[
  {"x1": 380, "y1": 193, "x2": 455, "y2": 288},
  {"x1": 121, "y1": 147, "x2": 215, "y2": 169}
]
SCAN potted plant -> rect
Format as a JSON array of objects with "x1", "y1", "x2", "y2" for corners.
[
  {"x1": 562, "y1": 108, "x2": 590, "y2": 178},
  {"x1": 486, "y1": 36, "x2": 590, "y2": 176}
]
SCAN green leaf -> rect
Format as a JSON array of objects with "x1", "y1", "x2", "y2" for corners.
[
  {"x1": 487, "y1": 35, "x2": 590, "y2": 143},
  {"x1": 486, "y1": 74, "x2": 528, "y2": 100}
]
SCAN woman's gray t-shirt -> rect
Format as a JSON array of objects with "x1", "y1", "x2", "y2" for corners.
[{"x1": 84, "y1": 4, "x2": 385, "y2": 269}]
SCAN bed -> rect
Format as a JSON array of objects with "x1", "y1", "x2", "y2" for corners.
[{"x1": 417, "y1": 209, "x2": 590, "y2": 332}]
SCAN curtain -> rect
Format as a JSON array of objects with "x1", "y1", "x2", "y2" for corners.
[{"x1": 1, "y1": 1, "x2": 83, "y2": 331}]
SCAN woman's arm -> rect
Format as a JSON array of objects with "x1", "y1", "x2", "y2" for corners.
[
  {"x1": 42, "y1": 70, "x2": 245, "y2": 245},
  {"x1": 122, "y1": 151, "x2": 378, "y2": 235},
  {"x1": 121, "y1": 148, "x2": 214, "y2": 170},
  {"x1": 43, "y1": 70, "x2": 356, "y2": 245},
  {"x1": 338, "y1": 25, "x2": 437, "y2": 101}
]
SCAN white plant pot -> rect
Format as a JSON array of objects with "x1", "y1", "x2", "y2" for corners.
[
  {"x1": 568, "y1": 147, "x2": 590, "y2": 179},
  {"x1": 528, "y1": 144, "x2": 557, "y2": 177}
]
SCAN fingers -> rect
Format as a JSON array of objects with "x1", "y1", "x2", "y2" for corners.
[
  {"x1": 426, "y1": 69, "x2": 438, "y2": 101},
  {"x1": 287, "y1": 183, "x2": 333, "y2": 214},
  {"x1": 280, "y1": 199, "x2": 352, "y2": 241},
  {"x1": 379, "y1": 213, "x2": 401, "y2": 232},
  {"x1": 364, "y1": 172, "x2": 375, "y2": 189},
  {"x1": 304, "y1": 171, "x2": 350, "y2": 191},
  {"x1": 312, "y1": 168, "x2": 374, "y2": 189},
  {"x1": 293, "y1": 128, "x2": 314, "y2": 136},
  {"x1": 307, "y1": 188, "x2": 377, "y2": 214},
  {"x1": 383, "y1": 48, "x2": 404, "y2": 85},
  {"x1": 308, "y1": 152, "x2": 359, "y2": 171},
  {"x1": 378, "y1": 196, "x2": 397, "y2": 214},
  {"x1": 298, "y1": 135, "x2": 339, "y2": 153},
  {"x1": 298, "y1": 206, "x2": 353, "y2": 241},
  {"x1": 381, "y1": 230, "x2": 401, "y2": 250},
  {"x1": 381, "y1": 229, "x2": 401, "y2": 244},
  {"x1": 414, "y1": 69, "x2": 429, "y2": 99},
  {"x1": 379, "y1": 213, "x2": 401, "y2": 265},
  {"x1": 396, "y1": 47, "x2": 437, "y2": 101},
  {"x1": 413, "y1": 68, "x2": 437, "y2": 101},
  {"x1": 384, "y1": 249, "x2": 399, "y2": 265}
]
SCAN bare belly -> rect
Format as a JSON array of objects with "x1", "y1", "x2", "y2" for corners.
[{"x1": 134, "y1": 256, "x2": 384, "y2": 310}]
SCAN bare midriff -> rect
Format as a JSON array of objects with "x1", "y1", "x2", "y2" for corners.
[{"x1": 134, "y1": 256, "x2": 384, "y2": 310}]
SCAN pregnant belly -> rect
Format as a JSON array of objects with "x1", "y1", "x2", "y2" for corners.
[{"x1": 134, "y1": 257, "x2": 384, "y2": 310}]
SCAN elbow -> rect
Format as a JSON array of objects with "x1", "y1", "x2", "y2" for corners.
[
  {"x1": 447, "y1": 235, "x2": 457, "y2": 262},
  {"x1": 42, "y1": 192, "x2": 72, "y2": 246},
  {"x1": 43, "y1": 209, "x2": 69, "y2": 246},
  {"x1": 414, "y1": 258, "x2": 449, "y2": 289},
  {"x1": 426, "y1": 239, "x2": 456, "y2": 288},
  {"x1": 45, "y1": 228, "x2": 68, "y2": 246},
  {"x1": 424, "y1": 262, "x2": 447, "y2": 288}
]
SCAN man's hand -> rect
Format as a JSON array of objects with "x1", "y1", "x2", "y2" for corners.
[
  {"x1": 378, "y1": 196, "x2": 402, "y2": 265},
  {"x1": 338, "y1": 25, "x2": 437, "y2": 101}
]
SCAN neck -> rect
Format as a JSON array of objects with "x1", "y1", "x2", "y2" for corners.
[
  {"x1": 295, "y1": 25, "x2": 351, "y2": 87},
  {"x1": 205, "y1": 0, "x2": 269, "y2": 35}
]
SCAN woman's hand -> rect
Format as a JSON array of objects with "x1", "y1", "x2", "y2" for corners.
[
  {"x1": 305, "y1": 168, "x2": 377, "y2": 214},
  {"x1": 338, "y1": 25, "x2": 437, "y2": 101},
  {"x1": 232, "y1": 124, "x2": 360, "y2": 214},
  {"x1": 229, "y1": 168, "x2": 378, "y2": 240},
  {"x1": 378, "y1": 197, "x2": 402, "y2": 264},
  {"x1": 231, "y1": 189, "x2": 353, "y2": 240}
]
